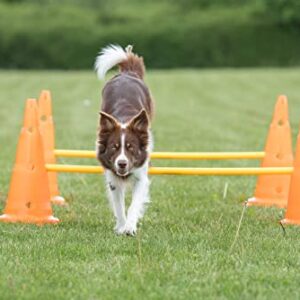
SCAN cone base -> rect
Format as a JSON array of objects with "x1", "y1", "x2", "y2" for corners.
[
  {"x1": 280, "y1": 218, "x2": 300, "y2": 226},
  {"x1": 246, "y1": 197, "x2": 287, "y2": 208},
  {"x1": 0, "y1": 213, "x2": 59, "y2": 225},
  {"x1": 51, "y1": 195, "x2": 66, "y2": 206}
]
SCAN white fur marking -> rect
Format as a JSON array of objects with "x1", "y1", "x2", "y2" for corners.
[
  {"x1": 115, "y1": 133, "x2": 128, "y2": 170},
  {"x1": 147, "y1": 130, "x2": 154, "y2": 153},
  {"x1": 94, "y1": 44, "x2": 127, "y2": 80}
]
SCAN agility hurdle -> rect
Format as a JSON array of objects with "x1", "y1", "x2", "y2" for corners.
[
  {"x1": 2, "y1": 92, "x2": 300, "y2": 226},
  {"x1": 54, "y1": 149, "x2": 266, "y2": 160},
  {"x1": 46, "y1": 164, "x2": 293, "y2": 176}
]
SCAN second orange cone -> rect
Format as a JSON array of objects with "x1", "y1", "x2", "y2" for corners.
[
  {"x1": 38, "y1": 90, "x2": 65, "y2": 205},
  {"x1": 247, "y1": 95, "x2": 293, "y2": 208}
]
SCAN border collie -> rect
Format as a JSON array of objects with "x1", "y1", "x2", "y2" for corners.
[{"x1": 94, "y1": 45, "x2": 154, "y2": 236}]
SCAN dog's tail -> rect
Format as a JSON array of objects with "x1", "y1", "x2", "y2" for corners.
[{"x1": 94, "y1": 44, "x2": 145, "y2": 80}]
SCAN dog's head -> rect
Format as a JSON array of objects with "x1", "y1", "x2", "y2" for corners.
[{"x1": 96, "y1": 109, "x2": 150, "y2": 177}]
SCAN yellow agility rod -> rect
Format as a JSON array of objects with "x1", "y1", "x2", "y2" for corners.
[
  {"x1": 46, "y1": 164, "x2": 293, "y2": 176},
  {"x1": 54, "y1": 149, "x2": 266, "y2": 160}
]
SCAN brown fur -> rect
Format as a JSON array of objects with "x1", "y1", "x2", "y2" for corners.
[
  {"x1": 101, "y1": 73, "x2": 154, "y2": 123},
  {"x1": 119, "y1": 53, "x2": 145, "y2": 79}
]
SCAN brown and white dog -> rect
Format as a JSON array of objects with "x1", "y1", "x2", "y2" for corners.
[{"x1": 94, "y1": 45, "x2": 154, "y2": 236}]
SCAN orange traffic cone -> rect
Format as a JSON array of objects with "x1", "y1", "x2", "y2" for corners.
[
  {"x1": 0, "y1": 99, "x2": 59, "y2": 224},
  {"x1": 247, "y1": 95, "x2": 293, "y2": 208},
  {"x1": 38, "y1": 90, "x2": 65, "y2": 205},
  {"x1": 281, "y1": 126, "x2": 300, "y2": 225}
]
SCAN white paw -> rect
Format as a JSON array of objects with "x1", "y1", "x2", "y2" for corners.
[
  {"x1": 123, "y1": 222, "x2": 137, "y2": 236},
  {"x1": 114, "y1": 222, "x2": 137, "y2": 236}
]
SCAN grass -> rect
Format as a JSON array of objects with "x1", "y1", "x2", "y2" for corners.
[{"x1": 0, "y1": 68, "x2": 300, "y2": 299}]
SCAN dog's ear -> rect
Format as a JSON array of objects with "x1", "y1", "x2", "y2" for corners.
[
  {"x1": 128, "y1": 109, "x2": 149, "y2": 133},
  {"x1": 99, "y1": 111, "x2": 119, "y2": 132}
]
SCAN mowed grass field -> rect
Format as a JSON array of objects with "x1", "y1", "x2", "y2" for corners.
[{"x1": 0, "y1": 69, "x2": 300, "y2": 300}]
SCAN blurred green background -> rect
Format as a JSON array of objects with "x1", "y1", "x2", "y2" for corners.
[{"x1": 1, "y1": 0, "x2": 300, "y2": 69}]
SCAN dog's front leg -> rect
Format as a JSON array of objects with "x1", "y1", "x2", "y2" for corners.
[
  {"x1": 105, "y1": 171, "x2": 126, "y2": 234},
  {"x1": 124, "y1": 169, "x2": 150, "y2": 236}
]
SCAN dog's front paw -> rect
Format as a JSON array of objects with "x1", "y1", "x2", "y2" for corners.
[
  {"x1": 114, "y1": 222, "x2": 137, "y2": 236},
  {"x1": 123, "y1": 223, "x2": 137, "y2": 236}
]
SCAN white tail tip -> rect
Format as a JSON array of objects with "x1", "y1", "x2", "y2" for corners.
[{"x1": 94, "y1": 44, "x2": 129, "y2": 80}]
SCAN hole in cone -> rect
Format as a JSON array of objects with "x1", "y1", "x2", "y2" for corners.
[
  {"x1": 278, "y1": 120, "x2": 284, "y2": 126},
  {"x1": 40, "y1": 115, "x2": 47, "y2": 121},
  {"x1": 26, "y1": 164, "x2": 35, "y2": 171}
]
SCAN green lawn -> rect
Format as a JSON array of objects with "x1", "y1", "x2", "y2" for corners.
[{"x1": 0, "y1": 69, "x2": 300, "y2": 300}]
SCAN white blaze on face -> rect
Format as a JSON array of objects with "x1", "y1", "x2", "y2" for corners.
[{"x1": 115, "y1": 133, "x2": 129, "y2": 173}]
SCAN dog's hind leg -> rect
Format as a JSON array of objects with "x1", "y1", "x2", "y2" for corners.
[{"x1": 105, "y1": 170, "x2": 127, "y2": 234}]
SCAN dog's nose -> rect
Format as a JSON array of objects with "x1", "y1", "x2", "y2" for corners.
[{"x1": 118, "y1": 160, "x2": 128, "y2": 169}]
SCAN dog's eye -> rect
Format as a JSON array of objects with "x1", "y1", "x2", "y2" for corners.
[
  {"x1": 126, "y1": 143, "x2": 133, "y2": 151},
  {"x1": 111, "y1": 144, "x2": 119, "y2": 152}
]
